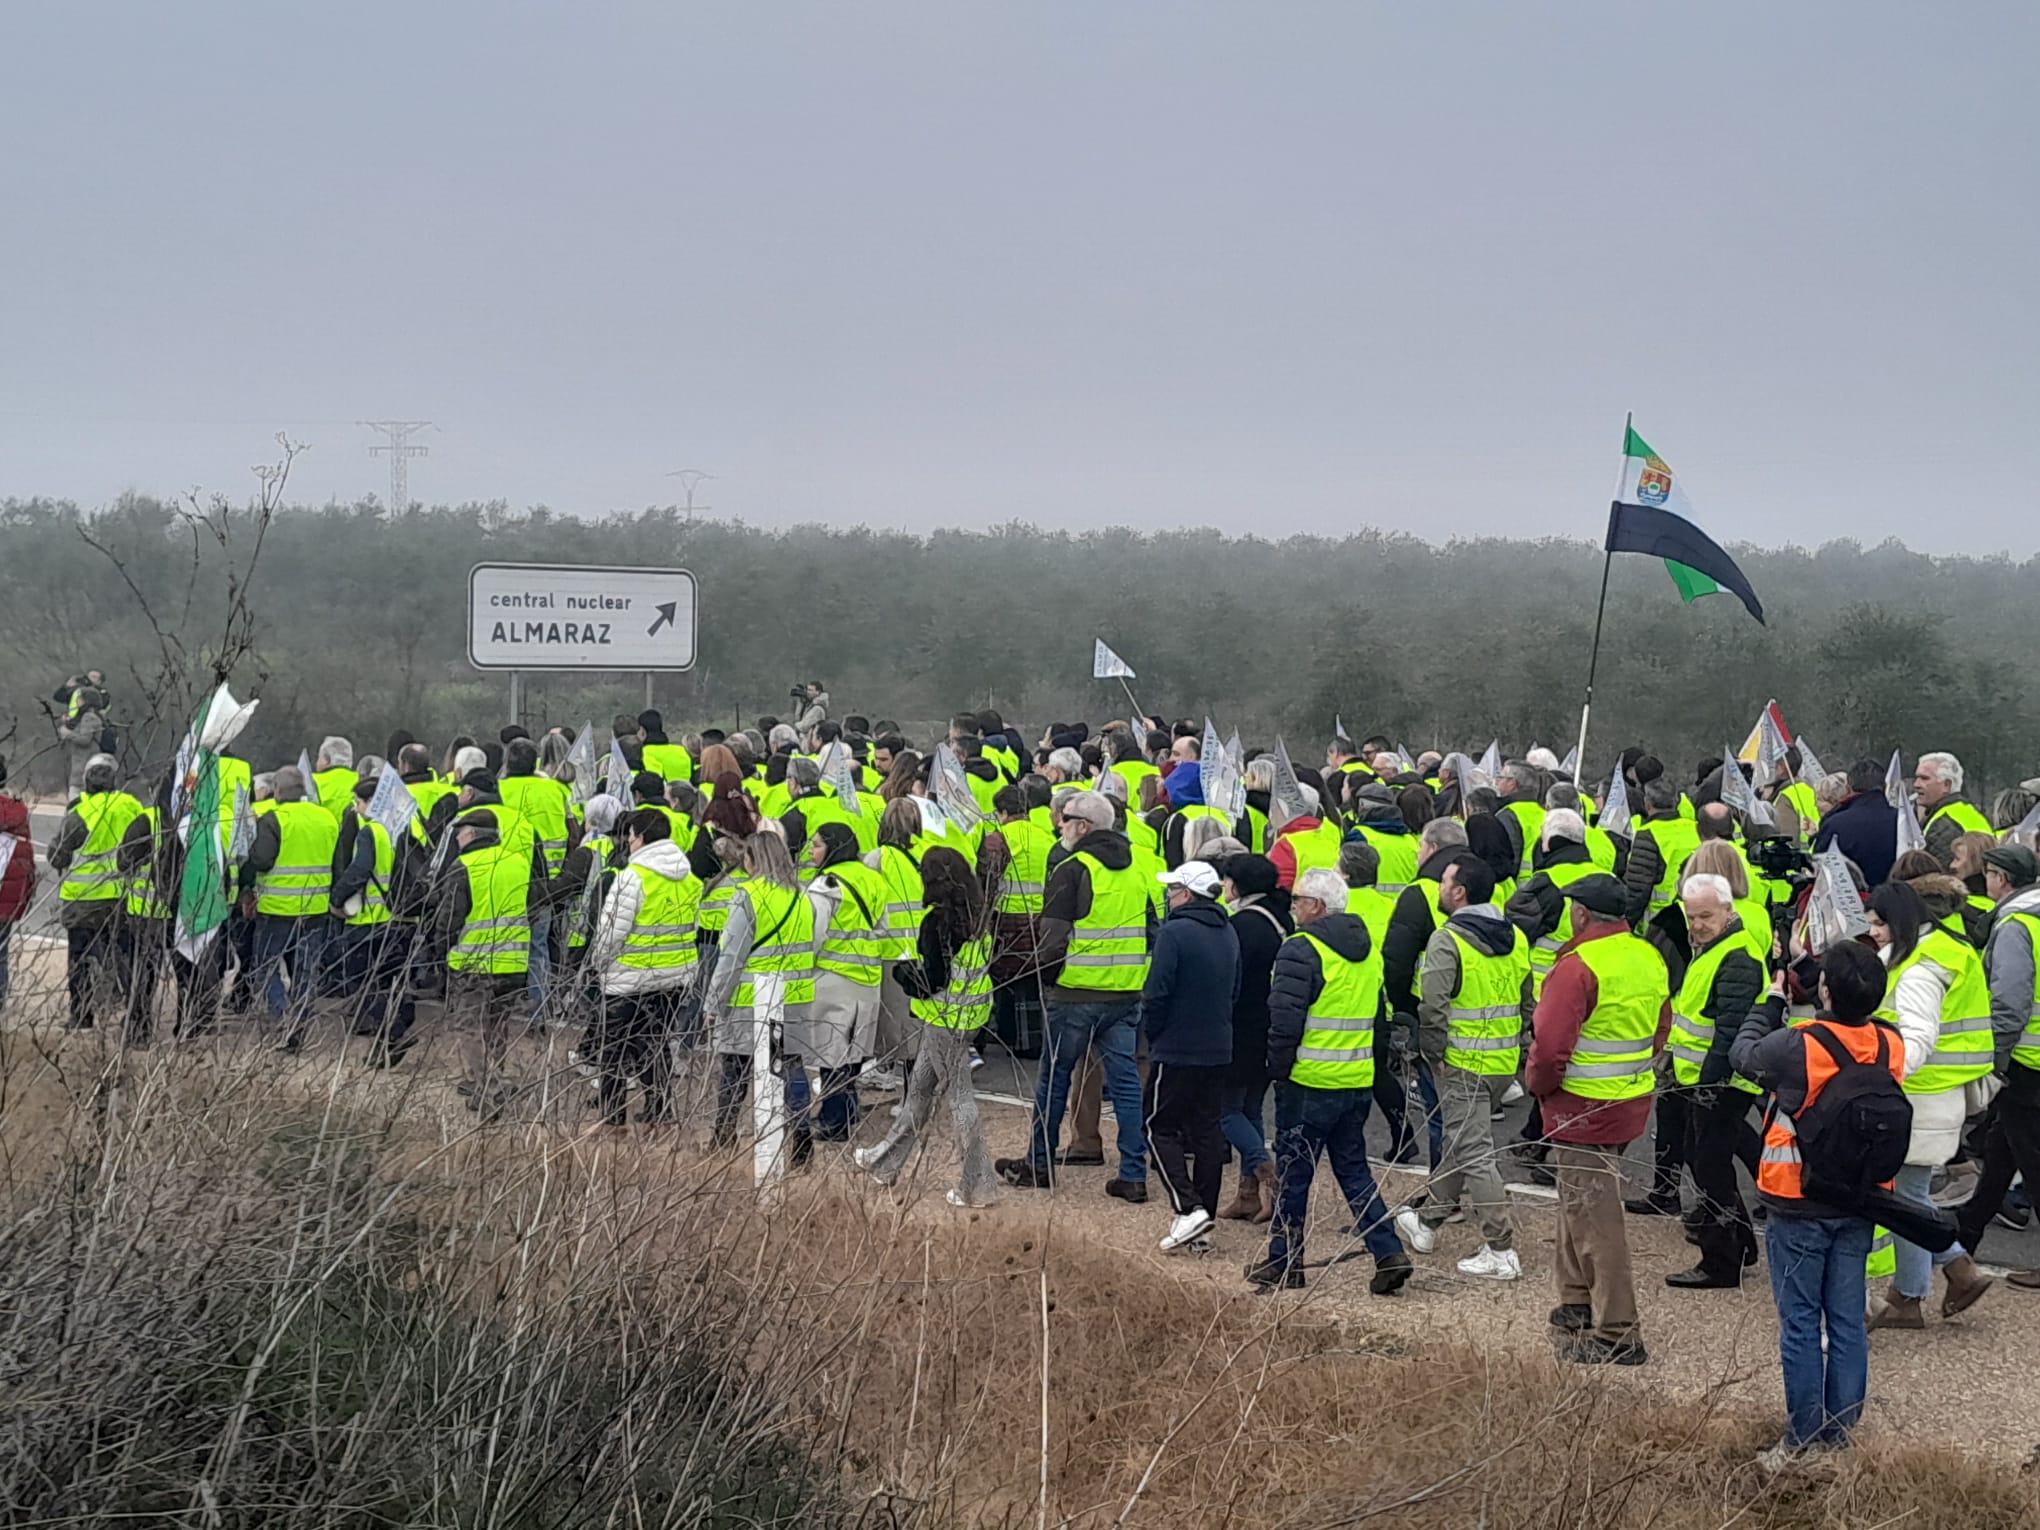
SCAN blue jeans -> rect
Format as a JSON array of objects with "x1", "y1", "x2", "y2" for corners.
[
  {"x1": 253, "y1": 915, "x2": 327, "y2": 1028},
  {"x1": 1265, "y1": 1081, "x2": 1404, "y2": 1270},
  {"x1": 1221, "y1": 1078, "x2": 1271, "y2": 1175},
  {"x1": 1765, "y1": 1213, "x2": 1873, "y2": 1448},
  {"x1": 1029, "y1": 1000, "x2": 1146, "y2": 1182},
  {"x1": 1891, "y1": 1163, "x2": 1964, "y2": 1298}
]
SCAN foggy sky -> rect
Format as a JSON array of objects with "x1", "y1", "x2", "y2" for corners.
[{"x1": 3, "y1": 4, "x2": 2035, "y2": 554}]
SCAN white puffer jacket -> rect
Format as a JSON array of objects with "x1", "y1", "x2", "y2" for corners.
[{"x1": 587, "y1": 839, "x2": 697, "y2": 997}]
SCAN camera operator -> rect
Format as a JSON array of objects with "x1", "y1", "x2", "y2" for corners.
[{"x1": 793, "y1": 681, "x2": 830, "y2": 740}]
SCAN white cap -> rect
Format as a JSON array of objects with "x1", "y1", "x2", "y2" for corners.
[{"x1": 1157, "y1": 859, "x2": 1221, "y2": 898}]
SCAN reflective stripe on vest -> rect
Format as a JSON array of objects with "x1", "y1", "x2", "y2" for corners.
[
  {"x1": 617, "y1": 862, "x2": 701, "y2": 972},
  {"x1": 1637, "y1": 818, "x2": 1701, "y2": 917},
  {"x1": 61, "y1": 792, "x2": 144, "y2": 903},
  {"x1": 1286, "y1": 928, "x2": 1381, "y2": 1089},
  {"x1": 1667, "y1": 930, "x2": 1760, "y2": 1093},
  {"x1": 2008, "y1": 912, "x2": 2040, "y2": 1072},
  {"x1": 1756, "y1": 1021, "x2": 1905, "y2": 1201},
  {"x1": 497, "y1": 775, "x2": 572, "y2": 876},
  {"x1": 345, "y1": 819, "x2": 397, "y2": 927},
  {"x1": 1443, "y1": 924, "x2": 1529, "y2": 1075},
  {"x1": 910, "y1": 933, "x2": 994, "y2": 1030},
  {"x1": 1528, "y1": 862, "x2": 1598, "y2": 994},
  {"x1": 123, "y1": 806, "x2": 176, "y2": 918},
  {"x1": 814, "y1": 859, "x2": 890, "y2": 986},
  {"x1": 255, "y1": 801, "x2": 340, "y2": 916},
  {"x1": 877, "y1": 845, "x2": 925, "y2": 961},
  {"x1": 1883, "y1": 928, "x2": 1994, "y2": 1094},
  {"x1": 448, "y1": 843, "x2": 532, "y2": 973},
  {"x1": 1559, "y1": 934, "x2": 1668, "y2": 1101},
  {"x1": 1060, "y1": 851, "x2": 1151, "y2": 992},
  {"x1": 730, "y1": 880, "x2": 817, "y2": 1012},
  {"x1": 995, "y1": 819, "x2": 1055, "y2": 916}
]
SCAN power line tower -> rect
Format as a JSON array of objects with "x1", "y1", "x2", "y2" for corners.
[{"x1": 360, "y1": 420, "x2": 432, "y2": 512}]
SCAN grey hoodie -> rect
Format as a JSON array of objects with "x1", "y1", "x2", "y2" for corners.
[
  {"x1": 1416, "y1": 903, "x2": 1533, "y2": 1068},
  {"x1": 1987, "y1": 885, "x2": 2040, "y2": 1069}
]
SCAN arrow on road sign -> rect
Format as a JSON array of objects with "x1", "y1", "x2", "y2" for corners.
[{"x1": 646, "y1": 602, "x2": 677, "y2": 637}]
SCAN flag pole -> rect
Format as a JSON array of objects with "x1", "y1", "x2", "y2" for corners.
[
  {"x1": 1117, "y1": 676, "x2": 1146, "y2": 727},
  {"x1": 1574, "y1": 412, "x2": 1630, "y2": 785}
]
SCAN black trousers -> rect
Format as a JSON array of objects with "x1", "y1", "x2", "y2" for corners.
[
  {"x1": 591, "y1": 991, "x2": 682, "y2": 1126},
  {"x1": 1143, "y1": 1061, "x2": 1227, "y2": 1217},
  {"x1": 1649, "y1": 1083, "x2": 1760, "y2": 1204},
  {"x1": 1683, "y1": 1085, "x2": 1759, "y2": 1277},
  {"x1": 66, "y1": 920, "x2": 119, "y2": 1029},
  {"x1": 1957, "y1": 1065, "x2": 2040, "y2": 1255},
  {"x1": 341, "y1": 924, "x2": 420, "y2": 1057}
]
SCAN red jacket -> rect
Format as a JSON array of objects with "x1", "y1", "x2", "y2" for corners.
[
  {"x1": 1525, "y1": 917, "x2": 1672, "y2": 1146},
  {"x1": 0, "y1": 792, "x2": 37, "y2": 924},
  {"x1": 1267, "y1": 816, "x2": 1326, "y2": 891}
]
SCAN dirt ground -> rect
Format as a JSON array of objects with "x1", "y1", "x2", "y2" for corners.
[{"x1": 4, "y1": 932, "x2": 2034, "y2": 1470}]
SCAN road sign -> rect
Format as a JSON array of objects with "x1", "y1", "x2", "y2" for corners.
[{"x1": 467, "y1": 562, "x2": 698, "y2": 672}]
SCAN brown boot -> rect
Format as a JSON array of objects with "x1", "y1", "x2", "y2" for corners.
[
  {"x1": 1251, "y1": 1159, "x2": 1278, "y2": 1225},
  {"x1": 1941, "y1": 1254, "x2": 1995, "y2": 1318},
  {"x1": 1868, "y1": 1290, "x2": 1925, "y2": 1331},
  {"x1": 1218, "y1": 1169, "x2": 1261, "y2": 1220}
]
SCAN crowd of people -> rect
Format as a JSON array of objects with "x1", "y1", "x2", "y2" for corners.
[{"x1": 5, "y1": 692, "x2": 2040, "y2": 1473}]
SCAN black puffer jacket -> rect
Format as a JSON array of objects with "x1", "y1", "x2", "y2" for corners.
[
  {"x1": 1688, "y1": 924, "x2": 1767, "y2": 1088},
  {"x1": 1266, "y1": 910, "x2": 1373, "y2": 1082},
  {"x1": 1382, "y1": 846, "x2": 1459, "y2": 1017}
]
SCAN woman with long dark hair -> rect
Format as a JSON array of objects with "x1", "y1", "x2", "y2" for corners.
[{"x1": 857, "y1": 845, "x2": 997, "y2": 1206}]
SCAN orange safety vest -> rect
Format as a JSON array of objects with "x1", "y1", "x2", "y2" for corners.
[{"x1": 1755, "y1": 1018, "x2": 1904, "y2": 1201}]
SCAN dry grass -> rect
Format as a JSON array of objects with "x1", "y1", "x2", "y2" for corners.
[{"x1": 2, "y1": 1013, "x2": 2037, "y2": 1529}]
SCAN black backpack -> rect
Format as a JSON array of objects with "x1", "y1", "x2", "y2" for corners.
[{"x1": 1790, "y1": 1022, "x2": 1912, "y2": 1204}]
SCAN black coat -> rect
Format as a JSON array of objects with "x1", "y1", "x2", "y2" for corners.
[
  {"x1": 1227, "y1": 893, "x2": 1292, "y2": 1087},
  {"x1": 1142, "y1": 898, "x2": 1242, "y2": 1066},
  {"x1": 1815, "y1": 791, "x2": 1899, "y2": 892}
]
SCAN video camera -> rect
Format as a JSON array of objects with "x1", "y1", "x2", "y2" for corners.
[{"x1": 1750, "y1": 834, "x2": 1814, "y2": 888}]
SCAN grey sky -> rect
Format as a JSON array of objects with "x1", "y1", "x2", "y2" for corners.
[{"x1": 4, "y1": 4, "x2": 2034, "y2": 553}]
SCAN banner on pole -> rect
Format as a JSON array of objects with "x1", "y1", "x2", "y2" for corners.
[{"x1": 1092, "y1": 639, "x2": 1136, "y2": 679}]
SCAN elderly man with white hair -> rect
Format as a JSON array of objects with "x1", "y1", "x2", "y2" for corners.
[
  {"x1": 1246, "y1": 866, "x2": 1413, "y2": 1294},
  {"x1": 996, "y1": 789, "x2": 1155, "y2": 1198},
  {"x1": 1649, "y1": 872, "x2": 1768, "y2": 1288},
  {"x1": 311, "y1": 736, "x2": 357, "y2": 824},
  {"x1": 1914, "y1": 752, "x2": 1992, "y2": 870}
]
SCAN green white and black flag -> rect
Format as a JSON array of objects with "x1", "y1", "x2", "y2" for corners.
[{"x1": 1609, "y1": 423, "x2": 1764, "y2": 624}]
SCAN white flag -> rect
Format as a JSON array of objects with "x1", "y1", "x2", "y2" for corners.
[
  {"x1": 931, "y1": 743, "x2": 982, "y2": 829},
  {"x1": 1270, "y1": 737, "x2": 1310, "y2": 831},
  {"x1": 1477, "y1": 740, "x2": 1502, "y2": 784},
  {"x1": 820, "y1": 740, "x2": 863, "y2": 816},
  {"x1": 610, "y1": 738, "x2": 636, "y2": 811},
  {"x1": 1558, "y1": 744, "x2": 1580, "y2": 780},
  {"x1": 1395, "y1": 742, "x2": 1418, "y2": 775},
  {"x1": 1598, "y1": 770, "x2": 1633, "y2": 838},
  {"x1": 1751, "y1": 702, "x2": 1790, "y2": 785},
  {"x1": 365, "y1": 765, "x2": 420, "y2": 842},
  {"x1": 1895, "y1": 798, "x2": 1926, "y2": 857},
  {"x1": 1334, "y1": 714, "x2": 1352, "y2": 743},
  {"x1": 1443, "y1": 751, "x2": 1487, "y2": 800},
  {"x1": 297, "y1": 748, "x2": 319, "y2": 804},
  {"x1": 565, "y1": 721, "x2": 597, "y2": 807},
  {"x1": 1884, "y1": 750, "x2": 1908, "y2": 812},
  {"x1": 1795, "y1": 736, "x2": 1828, "y2": 790},
  {"x1": 1807, "y1": 844, "x2": 1870, "y2": 954},
  {"x1": 228, "y1": 783, "x2": 257, "y2": 865},
  {"x1": 1225, "y1": 730, "x2": 1244, "y2": 772},
  {"x1": 2011, "y1": 799, "x2": 2040, "y2": 850},
  {"x1": 1092, "y1": 639, "x2": 1136, "y2": 679},
  {"x1": 1719, "y1": 747, "x2": 1753, "y2": 816},
  {"x1": 1200, "y1": 717, "x2": 1243, "y2": 819}
]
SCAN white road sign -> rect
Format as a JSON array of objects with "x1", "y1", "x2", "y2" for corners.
[{"x1": 468, "y1": 562, "x2": 698, "y2": 671}]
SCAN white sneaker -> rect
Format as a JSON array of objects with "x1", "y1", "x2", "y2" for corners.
[
  {"x1": 1456, "y1": 1244, "x2": 1521, "y2": 1281},
  {"x1": 853, "y1": 1144, "x2": 883, "y2": 1171},
  {"x1": 861, "y1": 1064, "x2": 905, "y2": 1094},
  {"x1": 1159, "y1": 1208, "x2": 1215, "y2": 1251},
  {"x1": 1500, "y1": 1080, "x2": 1524, "y2": 1105},
  {"x1": 968, "y1": 1053, "x2": 985, "y2": 1071},
  {"x1": 946, "y1": 1188, "x2": 977, "y2": 1208},
  {"x1": 1394, "y1": 1207, "x2": 1437, "y2": 1254}
]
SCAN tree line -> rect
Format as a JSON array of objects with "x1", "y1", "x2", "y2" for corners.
[{"x1": 2, "y1": 493, "x2": 2033, "y2": 798}]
